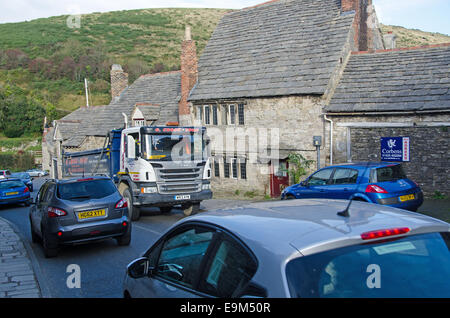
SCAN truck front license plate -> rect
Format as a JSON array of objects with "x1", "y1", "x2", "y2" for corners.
[{"x1": 174, "y1": 195, "x2": 190, "y2": 200}]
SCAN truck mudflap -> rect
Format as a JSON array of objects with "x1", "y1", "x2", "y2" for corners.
[{"x1": 133, "y1": 190, "x2": 213, "y2": 208}]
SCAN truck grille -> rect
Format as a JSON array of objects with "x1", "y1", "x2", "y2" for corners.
[{"x1": 157, "y1": 168, "x2": 202, "y2": 194}]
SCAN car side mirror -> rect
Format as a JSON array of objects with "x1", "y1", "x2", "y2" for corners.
[
  {"x1": 127, "y1": 257, "x2": 153, "y2": 279},
  {"x1": 238, "y1": 281, "x2": 267, "y2": 298}
]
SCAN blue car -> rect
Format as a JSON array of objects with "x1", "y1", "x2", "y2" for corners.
[
  {"x1": 0, "y1": 178, "x2": 31, "y2": 206},
  {"x1": 11, "y1": 172, "x2": 33, "y2": 192},
  {"x1": 281, "y1": 162, "x2": 423, "y2": 211}
]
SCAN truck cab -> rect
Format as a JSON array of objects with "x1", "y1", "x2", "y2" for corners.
[{"x1": 116, "y1": 126, "x2": 212, "y2": 220}]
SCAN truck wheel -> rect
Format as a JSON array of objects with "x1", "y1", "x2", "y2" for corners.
[
  {"x1": 182, "y1": 203, "x2": 200, "y2": 217},
  {"x1": 123, "y1": 188, "x2": 141, "y2": 221}
]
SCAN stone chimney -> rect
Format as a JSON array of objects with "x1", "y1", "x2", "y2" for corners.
[
  {"x1": 110, "y1": 64, "x2": 128, "y2": 102},
  {"x1": 383, "y1": 32, "x2": 397, "y2": 50},
  {"x1": 179, "y1": 26, "x2": 198, "y2": 125},
  {"x1": 341, "y1": 0, "x2": 374, "y2": 52}
]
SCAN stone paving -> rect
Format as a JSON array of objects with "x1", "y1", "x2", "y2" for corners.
[{"x1": 0, "y1": 217, "x2": 41, "y2": 298}]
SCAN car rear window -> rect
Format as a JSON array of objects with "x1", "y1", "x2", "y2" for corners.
[
  {"x1": 57, "y1": 179, "x2": 117, "y2": 200},
  {"x1": 371, "y1": 165, "x2": 407, "y2": 182},
  {"x1": 286, "y1": 232, "x2": 450, "y2": 298},
  {"x1": 0, "y1": 181, "x2": 25, "y2": 189}
]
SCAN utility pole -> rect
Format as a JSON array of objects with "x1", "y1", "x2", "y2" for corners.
[{"x1": 84, "y1": 78, "x2": 89, "y2": 107}]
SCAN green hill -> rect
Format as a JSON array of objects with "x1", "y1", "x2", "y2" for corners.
[{"x1": 0, "y1": 8, "x2": 230, "y2": 118}]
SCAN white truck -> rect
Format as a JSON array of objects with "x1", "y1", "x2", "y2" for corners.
[{"x1": 62, "y1": 125, "x2": 213, "y2": 221}]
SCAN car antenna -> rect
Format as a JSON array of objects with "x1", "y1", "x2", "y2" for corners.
[{"x1": 337, "y1": 156, "x2": 376, "y2": 217}]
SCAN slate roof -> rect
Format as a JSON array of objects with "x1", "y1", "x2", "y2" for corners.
[
  {"x1": 57, "y1": 71, "x2": 181, "y2": 148},
  {"x1": 189, "y1": 0, "x2": 355, "y2": 101},
  {"x1": 325, "y1": 45, "x2": 450, "y2": 113}
]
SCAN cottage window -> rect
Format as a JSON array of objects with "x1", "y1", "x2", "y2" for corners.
[
  {"x1": 238, "y1": 104, "x2": 245, "y2": 125},
  {"x1": 212, "y1": 105, "x2": 218, "y2": 125},
  {"x1": 214, "y1": 158, "x2": 220, "y2": 177},
  {"x1": 134, "y1": 119, "x2": 145, "y2": 127},
  {"x1": 231, "y1": 158, "x2": 238, "y2": 179},
  {"x1": 240, "y1": 159, "x2": 247, "y2": 180},
  {"x1": 204, "y1": 105, "x2": 211, "y2": 125},
  {"x1": 224, "y1": 161, "x2": 230, "y2": 178},
  {"x1": 229, "y1": 104, "x2": 236, "y2": 125},
  {"x1": 196, "y1": 105, "x2": 203, "y2": 122}
]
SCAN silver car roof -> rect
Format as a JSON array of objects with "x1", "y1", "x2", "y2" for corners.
[{"x1": 186, "y1": 199, "x2": 450, "y2": 257}]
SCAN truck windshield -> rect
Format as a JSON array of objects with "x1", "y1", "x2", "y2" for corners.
[
  {"x1": 144, "y1": 134, "x2": 205, "y2": 161},
  {"x1": 286, "y1": 232, "x2": 450, "y2": 298}
]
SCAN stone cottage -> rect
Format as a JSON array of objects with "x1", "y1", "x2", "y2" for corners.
[{"x1": 185, "y1": 0, "x2": 386, "y2": 197}]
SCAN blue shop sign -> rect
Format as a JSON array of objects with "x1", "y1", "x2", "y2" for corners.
[{"x1": 380, "y1": 137, "x2": 410, "y2": 162}]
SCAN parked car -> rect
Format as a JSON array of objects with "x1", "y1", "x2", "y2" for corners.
[
  {"x1": 0, "y1": 178, "x2": 31, "y2": 206},
  {"x1": 29, "y1": 176, "x2": 131, "y2": 258},
  {"x1": 0, "y1": 170, "x2": 12, "y2": 179},
  {"x1": 123, "y1": 199, "x2": 450, "y2": 298},
  {"x1": 281, "y1": 162, "x2": 423, "y2": 211},
  {"x1": 26, "y1": 169, "x2": 48, "y2": 177},
  {"x1": 11, "y1": 172, "x2": 33, "y2": 192}
]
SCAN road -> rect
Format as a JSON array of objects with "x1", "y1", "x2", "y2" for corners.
[{"x1": 0, "y1": 177, "x2": 249, "y2": 298}]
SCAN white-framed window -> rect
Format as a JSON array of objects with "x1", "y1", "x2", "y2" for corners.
[
  {"x1": 133, "y1": 119, "x2": 145, "y2": 127},
  {"x1": 228, "y1": 104, "x2": 236, "y2": 125}
]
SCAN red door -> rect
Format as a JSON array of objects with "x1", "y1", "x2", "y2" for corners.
[{"x1": 270, "y1": 160, "x2": 289, "y2": 198}]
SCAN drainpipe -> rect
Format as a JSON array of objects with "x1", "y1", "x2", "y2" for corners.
[{"x1": 324, "y1": 114, "x2": 333, "y2": 165}]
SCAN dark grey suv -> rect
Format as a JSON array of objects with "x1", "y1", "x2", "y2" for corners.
[{"x1": 29, "y1": 176, "x2": 131, "y2": 257}]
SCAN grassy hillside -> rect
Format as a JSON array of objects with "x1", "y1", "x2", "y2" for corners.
[
  {"x1": 0, "y1": 8, "x2": 230, "y2": 114},
  {"x1": 381, "y1": 24, "x2": 450, "y2": 48}
]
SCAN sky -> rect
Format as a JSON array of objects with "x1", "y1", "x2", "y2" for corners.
[{"x1": 0, "y1": 0, "x2": 449, "y2": 35}]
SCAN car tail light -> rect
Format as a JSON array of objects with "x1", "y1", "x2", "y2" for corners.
[
  {"x1": 48, "y1": 207, "x2": 67, "y2": 218},
  {"x1": 361, "y1": 227, "x2": 410, "y2": 240},
  {"x1": 365, "y1": 184, "x2": 388, "y2": 194},
  {"x1": 23, "y1": 187, "x2": 29, "y2": 193},
  {"x1": 115, "y1": 198, "x2": 128, "y2": 209}
]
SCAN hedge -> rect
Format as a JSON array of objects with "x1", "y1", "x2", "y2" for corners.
[{"x1": 0, "y1": 152, "x2": 35, "y2": 172}]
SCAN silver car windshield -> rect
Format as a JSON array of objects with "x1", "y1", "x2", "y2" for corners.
[{"x1": 286, "y1": 232, "x2": 450, "y2": 298}]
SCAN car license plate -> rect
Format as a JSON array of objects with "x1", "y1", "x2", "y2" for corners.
[
  {"x1": 399, "y1": 194, "x2": 415, "y2": 202},
  {"x1": 174, "y1": 195, "x2": 190, "y2": 200},
  {"x1": 5, "y1": 191, "x2": 18, "y2": 196},
  {"x1": 77, "y1": 209, "x2": 106, "y2": 220}
]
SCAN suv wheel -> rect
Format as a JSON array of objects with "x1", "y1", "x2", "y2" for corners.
[
  {"x1": 116, "y1": 223, "x2": 132, "y2": 246},
  {"x1": 42, "y1": 228, "x2": 58, "y2": 258}
]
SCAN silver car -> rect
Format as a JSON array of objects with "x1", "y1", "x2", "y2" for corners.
[
  {"x1": 29, "y1": 176, "x2": 131, "y2": 257},
  {"x1": 123, "y1": 199, "x2": 450, "y2": 298}
]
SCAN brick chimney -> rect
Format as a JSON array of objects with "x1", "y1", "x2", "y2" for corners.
[
  {"x1": 342, "y1": 0, "x2": 374, "y2": 52},
  {"x1": 179, "y1": 26, "x2": 198, "y2": 125},
  {"x1": 110, "y1": 64, "x2": 128, "y2": 102}
]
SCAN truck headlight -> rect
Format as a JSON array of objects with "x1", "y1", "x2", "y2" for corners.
[
  {"x1": 141, "y1": 187, "x2": 157, "y2": 194},
  {"x1": 202, "y1": 183, "x2": 211, "y2": 190}
]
